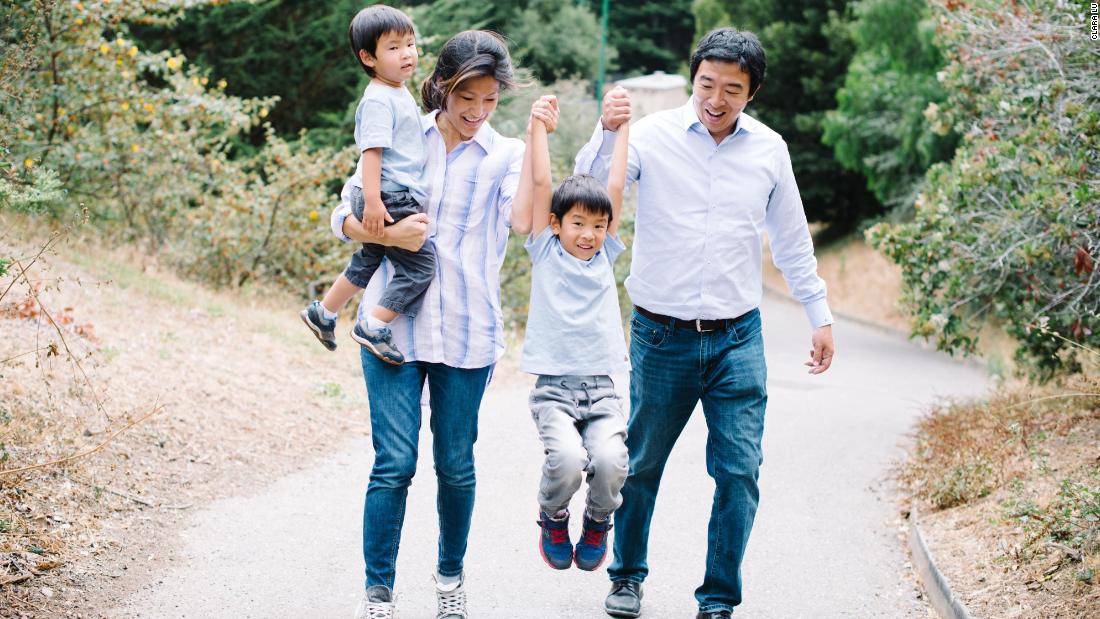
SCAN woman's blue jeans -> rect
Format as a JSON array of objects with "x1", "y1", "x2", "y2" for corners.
[
  {"x1": 608, "y1": 308, "x2": 768, "y2": 613},
  {"x1": 359, "y1": 349, "x2": 491, "y2": 589}
]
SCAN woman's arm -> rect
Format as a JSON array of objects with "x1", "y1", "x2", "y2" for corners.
[
  {"x1": 607, "y1": 120, "x2": 629, "y2": 236},
  {"x1": 512, "y1": 96, "x2": 558, "y2": 236},
  {"x1": 509, "y1": 121, "x2": 536, "y2": 236},
  {"x1": 341, "y1": 212, "x2": 428, "y2": 252}
]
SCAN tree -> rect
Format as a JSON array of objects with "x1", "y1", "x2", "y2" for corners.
[
  {"x1": 589, "y1": 0, "x2": 696, "y2": 76},
  {"x1": 509, "y1": 0, "x2": 613, "y2": 83},
  {"x1": 869, "y1": 0, "x2": 1099, "y2": 376},
  {"x1": 822, "y1": 0, "x2": 956, "y2": 211},
  {"x1": 131, "y1": 0, "x2": 367, "y2": 146}
]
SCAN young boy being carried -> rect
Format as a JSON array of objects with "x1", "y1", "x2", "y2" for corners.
[
  {"x1": 301, "y1": 4, "x2": 432, "y2": 366},
  {"x1": 513, "y1": 96, "x2": 631, "y2": 571}
]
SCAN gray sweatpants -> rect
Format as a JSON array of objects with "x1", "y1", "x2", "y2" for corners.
[{"x1": 529, "y1": 374, "x2": 628, "y2": 520}]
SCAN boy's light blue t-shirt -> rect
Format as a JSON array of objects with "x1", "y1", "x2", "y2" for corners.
[
  {"x1": 521, "y1": 227, "x2": 629, "y2": 376},
  {"x1": 350, "y1": 81, "x2": 428, "y2": 205}
]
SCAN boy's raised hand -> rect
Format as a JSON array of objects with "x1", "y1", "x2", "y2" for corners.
[
  {"x1": 529, "y1": 95, "x2": 559, "y2": 134},
  {"x1": 362, "y1": 198, "x2": 394, "y2": 239}
]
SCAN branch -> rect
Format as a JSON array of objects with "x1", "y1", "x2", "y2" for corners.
[{"x1": 0, "y1": 403, "x2": 164, "y2": 477}]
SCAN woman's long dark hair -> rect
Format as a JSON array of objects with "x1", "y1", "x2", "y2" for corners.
[{"x1": 421, "y1": 30, "x2": 517, "y2": 111}]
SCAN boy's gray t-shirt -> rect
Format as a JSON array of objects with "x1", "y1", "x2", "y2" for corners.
[
  {"x1": 350, "y1": 81, "x2": 428, "y2": 205},
  {"x1": 521, "y1": 227, "x2": 629, "y2": 376}
]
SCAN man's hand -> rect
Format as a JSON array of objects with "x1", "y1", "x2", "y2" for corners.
[
  {"x1": 362, "y1": 199, "x2": 394, "y2": 239},
  {"x1": 601, "y1": 86, "x2": 631, "y2": 131},
  {"x1": 343, "y1": 212, "x2": 428, "y2": 252},
  {"x1": 805, "y1": 324, "x2": 835, "y2": 375},
  {"x1": 529, "y1": 95, "x2": 559, "y2": 134}
]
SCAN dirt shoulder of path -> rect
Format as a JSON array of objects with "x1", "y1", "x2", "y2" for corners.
[{"x1": 0, "y1": 220, "x2": 384, "y2": 617}]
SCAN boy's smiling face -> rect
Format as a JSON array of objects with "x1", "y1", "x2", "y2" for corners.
[
  {"x1": 361, "y1": 30, "x2": 417, "y2": 88},
  {"x1": 551, "y1": 204, "x2": 609, "y2": 261}
]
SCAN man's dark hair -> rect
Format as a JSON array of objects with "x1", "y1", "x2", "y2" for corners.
[
  {"x1": 689, "y1": 28, "x2": 766, "y2": 96},
  {"x1": 421, "y1": 30, "x2": 516, "y2": 111},
  {"x1": 550, "y1": 175, "x2": 613, "y2": 225},
  {"x1": 348, "y1": 5, "x2": 415, "y2": 77}
]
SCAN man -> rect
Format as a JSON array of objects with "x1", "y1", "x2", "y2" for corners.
[{"x1": 575, "y1": 28, "x2": 836, "y2": 619}]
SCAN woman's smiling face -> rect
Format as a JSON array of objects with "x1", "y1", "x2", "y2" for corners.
[{"x1": 438, "y1": 75, "x2": 500, "y2": 141}]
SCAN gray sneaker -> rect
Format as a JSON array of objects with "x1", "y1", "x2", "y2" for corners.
[
  {"x1": 300, "y1": 300, "x2": 337, "y2": 351},
  {"x1": 354, "y1": 585, "x2": 395, "y2": 619},
  {"x1": 351, "y1": 322, "x2": 405, "y2": 365},
  {"x1": 433, "y1": 572, "x2": 467, "y2": 619},
  {"x1": 605, "y1": 580, "x2": 642, "y2": 618}
]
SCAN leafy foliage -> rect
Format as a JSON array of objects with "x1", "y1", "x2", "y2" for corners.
[
  {"x1": 869, "y1": 0, "x2": 1099, "y2": 376},
  {"x1": 822, "y1": 0, "x2": 957, "y2": 211},
  {"x1": 1, "y1": 0, "x2": 351, "y2": 290},
  {"x1": 588, "y1": 0, "x2": 695, "y2": 76}
]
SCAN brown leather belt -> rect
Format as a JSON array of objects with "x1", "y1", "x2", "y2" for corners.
[{"x1": 633, "y1": 305, "x2": 744, "y2": 333}]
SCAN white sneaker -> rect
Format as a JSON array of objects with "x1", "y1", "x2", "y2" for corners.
[
  {"x1": 354, "y1": 585, "x2": 395, "y2": 619},
  {"x1": 433, "y1": 571, "x2": 468, "y2": 619}
]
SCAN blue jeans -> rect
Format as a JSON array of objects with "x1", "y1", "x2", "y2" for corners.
[
  {"x1": 359, "y1": 349, "x2": 492, "y2": 589},
  {"x1": 608, "y1": 308, "x2": 767, "y2": 613}
]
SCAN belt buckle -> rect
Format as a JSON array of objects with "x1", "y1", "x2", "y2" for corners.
[{"x1": 695, "y1": 318, "x2": 710, "y2": 333}]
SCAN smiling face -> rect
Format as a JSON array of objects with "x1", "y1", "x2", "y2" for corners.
[
  {"x1": 360, "y1": 30, "x2": 417, "y2": 88},
  {"x1": 691, "y1": 59, "x2": 755, "y2": 142},
  {"x1": 551, "y1": 204, "x2": 609, "y2": 261},
  {"x1": 436, "y1": 75, "x2": 500, "y2": 142}
]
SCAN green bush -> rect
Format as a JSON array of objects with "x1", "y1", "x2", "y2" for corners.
[{"x1": 869, "y1": 0, "x2": 1099, "y2": 377}]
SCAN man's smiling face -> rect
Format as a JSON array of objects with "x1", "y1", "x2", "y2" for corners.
[{"x1": 691, "y1": 59, "x2": 756, "y2": 141}]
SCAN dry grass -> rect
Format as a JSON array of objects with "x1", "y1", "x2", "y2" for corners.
[
  {"x1": 0, "y1": 215, "x2": 372, "y2": 617},
  {"x1": 903, "y1": 374, "x2": 1100, "y2": 618}
]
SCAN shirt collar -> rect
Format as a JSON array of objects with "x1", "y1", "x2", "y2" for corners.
[
  {"x1": 678, "y1": 98, "x2": 756, "y2": 138},
  {"x1": 424, "y1": 110, "x2": 495, "y2": 152}
]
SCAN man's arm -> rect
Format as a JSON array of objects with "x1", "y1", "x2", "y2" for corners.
[
  {"x1": 574, "y1": 86, "x2": 633, "y2": 184},
  {"x1": 764, "y1": 142, "x2": 836, "y2": 374}
]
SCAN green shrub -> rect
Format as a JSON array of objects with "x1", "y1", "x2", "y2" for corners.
[{"x1": 869, "y1": 0, "x2": 1099, "y2": 377}]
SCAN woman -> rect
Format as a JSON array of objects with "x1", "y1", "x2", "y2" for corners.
[{"x1": 331, "y1": 31, "x2": 557, "y2": 619}]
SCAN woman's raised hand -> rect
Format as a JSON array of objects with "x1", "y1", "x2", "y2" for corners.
[{"x1": 529, "y1": 95, "x2": 559, "y2": 134}]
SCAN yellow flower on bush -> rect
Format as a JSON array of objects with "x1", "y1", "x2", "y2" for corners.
[
  {"x1": 200, "y1": 76, "x2": 209, "y2": 86},
  {"x1": 23, "y1": 159, "x2": 34, "y2": 169},
  {"x1": 166, "y1": 57, "x2": 181, "y2": 71},
  {"x1": 259, "y1": 107, "x2": 269, "y2": 118},
  {"x1": 217, "y1": 79, "x2": 227, "y2": 89},
  {"x1": 143, "y1": 102, "x2": 155, "y2": 113},
  {"x1": 99, "y1": 43, "x2": 110, "y2": 54},
  {"x1": 120, "y1": 101, "x2": 130, "y2": 111},
  {"x1": 129, "y1": 46, "x2": 138, "y2": 58},
  {"x1": 75, "y1": 18, "x2": 83, "y2": 26},
  {"x1": 131, "y1": 144, "x2": 140, "y2": 153},
  {"x1": 308, "y1": 210, "x2": 320, "y2": 222}
]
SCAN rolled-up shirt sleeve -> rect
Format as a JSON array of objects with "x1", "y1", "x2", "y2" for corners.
[
  {"x1": 495, "y1": 141, "x2": 525, "y2": 227},
  {"x1": 574, "y1": 120, "x2": 617, "y2": 182},
  {"x1": 765, "y1": 142, "x2": 834, "y2": 329},
  {"x1": 329, "y1": 180, "x2": 355, "y2": 243}
]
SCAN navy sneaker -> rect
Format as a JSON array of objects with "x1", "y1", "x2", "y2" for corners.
[
  {"x1": 351, "y1": 322, "x2": 404, "y2": 365},
  {"x1": 574, "y1": 512, "x2": 612, "y2": 571},
  {"x1": 300, "y1": 300, "x2": 337, "y2": 351},
  {"x1": 537, "y1": 510, "x2": 573, "y2": 569}
]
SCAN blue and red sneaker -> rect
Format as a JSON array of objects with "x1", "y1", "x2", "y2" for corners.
[
  {"x1": 574, "y1": 512, "x2": 613, "y2": 571},
  {"x1": 537, "y1": 510, "x2": 573, "y2": 569}
]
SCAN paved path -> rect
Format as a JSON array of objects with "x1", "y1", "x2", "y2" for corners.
[{"x1": 115, "y1": 295, "x2": 988, "y2": 618}]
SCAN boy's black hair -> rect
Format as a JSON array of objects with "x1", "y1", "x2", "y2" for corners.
[
  {"x1": 550, "y1": 174, "x2": 613, "y2": 225},
  {"x1": 348, "y1": 5, "x2": 416, "y2": 77},
  {"x1": 689, "y1": 28, "x2": 766, "y2": 96}
]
